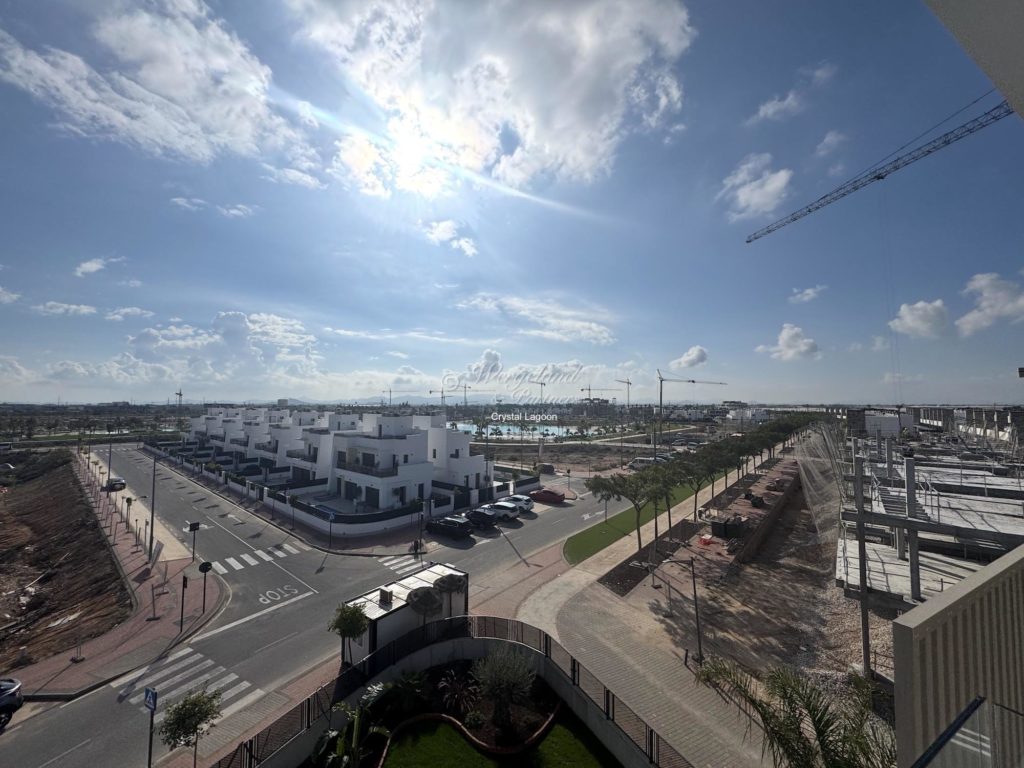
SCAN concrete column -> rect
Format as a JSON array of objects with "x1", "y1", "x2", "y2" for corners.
[
  {"x1": 886, "y1": 438, "x2": 893, "y2": 479},
  {"x1": 898, "y1": 458, "x2": 915, "y2": 562},
  {"x1": 876, "y1": 429, "x2": 883, "y2": 461},
  {"x1": 908, "y1": 529, "x2": 922, "y2": 601}
]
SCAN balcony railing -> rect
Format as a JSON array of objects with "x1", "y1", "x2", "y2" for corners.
[
  {"x1": 336, "y1": 461, "x2": 398, "y2": 478},
  {"x1": 286, "y1": 448, "x2": 311, "y2": 460},
  {"x1": 255, "y1": 441, "x2": 277, "y2": 453},
  {"x1": 230, "y1": 437, "x2": 248, "y2": 446},
  {"x1": 209, "y1": 432, "x2": 225, "y2": 441}
]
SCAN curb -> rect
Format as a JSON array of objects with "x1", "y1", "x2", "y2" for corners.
[{"x1": 151, "y1": 451, "x2": 434, "y2": 561}]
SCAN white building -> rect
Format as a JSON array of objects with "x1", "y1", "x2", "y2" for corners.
[{"x1": 186, "y1": 407, "x2": 492, "y2": 514}]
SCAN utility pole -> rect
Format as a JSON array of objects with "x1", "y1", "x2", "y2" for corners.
[{"x1": 148, "y1": 454, "x2": 157, "y2": 561}]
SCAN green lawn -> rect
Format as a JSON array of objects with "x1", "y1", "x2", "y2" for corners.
[
  {"x1": 383, "y1": 711, "x2": 619, "y2": 768},
  {"x1": 562, "y1": 472, "x2": 726, "y2": 565}
]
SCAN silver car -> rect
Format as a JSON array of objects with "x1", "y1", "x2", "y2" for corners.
[{"x1": 485, "y1": 501, "x2": 520, "y2": 521}]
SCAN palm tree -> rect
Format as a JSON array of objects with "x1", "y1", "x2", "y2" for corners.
[{"x1": 698, "y1": 657, "x2": 896, "y2": 768}]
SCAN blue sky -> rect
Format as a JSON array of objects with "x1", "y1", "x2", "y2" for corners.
[{"x1": 1, "y1": 0, "x2": 1022, "y2": 405}]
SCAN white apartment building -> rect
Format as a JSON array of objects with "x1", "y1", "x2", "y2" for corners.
[{"x1": 187, "y1": 408, "x2": 492, "y2": 513}]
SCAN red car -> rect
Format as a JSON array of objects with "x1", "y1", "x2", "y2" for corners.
[{"x1": 529, "y1": 488, "x2": 566, "y2": 504}]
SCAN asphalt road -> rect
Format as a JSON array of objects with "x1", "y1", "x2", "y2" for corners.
[{"x1": 0, "y1": 446, "x2": 628, "y2": 767}]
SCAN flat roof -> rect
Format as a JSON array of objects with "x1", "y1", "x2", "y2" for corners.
[{"x1": 347, "y1": 561, "x2": 467, "y2": 621}]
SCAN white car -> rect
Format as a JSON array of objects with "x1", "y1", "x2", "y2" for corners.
[
  {"x1": 486, "y1": 501, "x2": 521, "y2": 521},
  {"x1": 501, "y1": 494, "x2": 535, "y2": 512}
]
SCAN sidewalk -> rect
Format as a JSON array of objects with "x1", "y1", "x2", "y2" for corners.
[
  {"x1": 16, "y1": 453, "x2": 225, "y2": 700},
  {"x1": 473, "y1": 456, "x2": 783, "y2": 767},
  {"x1": 152, "y1": 452, "x2": 439, "y2": 560}
]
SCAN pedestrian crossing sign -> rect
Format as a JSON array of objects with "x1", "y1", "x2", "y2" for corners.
[{"x1": 144, "y1": 687, "x2": 158, "y2": 712}]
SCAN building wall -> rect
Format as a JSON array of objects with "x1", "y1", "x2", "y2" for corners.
[{"x1": 893, "y1": 543, "x2": 1024, "y2": 766}]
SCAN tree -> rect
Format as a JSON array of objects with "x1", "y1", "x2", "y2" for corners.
[
  {"x1": 406, "y1": 586, "x2": 443, "y2": 627},
  {"x1": 438, "y1": 668, "x2": 479, "y2": 718},
  {"x1": 586, "y1": 471, "x2": 654, "y2": 553},
  {"x1": 472, "y1": 646, "x2": 534, "y2": 732},
  {"x1": 328, "y1": 602, "x2": 369, "y2": 668},
  {"x1": 158, "y1": 688, "x2": 222, "y2": 768},
  {"x1": 433, "y1": 572, "x2": 467, "y2": 618},
  {"x1": 698, "y1": 658, "x2": 896, "y2": 768},
  {"x1": 315, "y1": 685, "x2": 390, "y2": 768}
]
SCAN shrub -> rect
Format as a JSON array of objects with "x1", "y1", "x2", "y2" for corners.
[
  {"x1": 471, "y1": 647, "x2": 534, "y2": 732},
  {"x1": 463, "y1": 710, "x2": 485, "y2": 730},
  {"x1": 438, "y1": 669, "x2": 478, "y2": 717}
]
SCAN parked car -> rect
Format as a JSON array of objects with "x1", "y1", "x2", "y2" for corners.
[
  {"x1": 465, "y1": 507, "x2": 499, "y2": 529},
  {"x1": 629, "y1": 457, "x2": 656, "y2": 470},
  {"x1": 486, "y1": 501, "x2": 521, "y2": 521},
  {"x1": 105, "y1": 476, "x2": 126, "y2": 491},
  {"x1": 0, "y1": 678, "x2": 23, "y2": 728},
  {"x1": 528, "y1": 488, "x2": 566, "y2": 504},
  {"x1": 425, "y1": 515, "x2": 473, "y2": 539},
  {"x1": 500, "y1": 494, "x2": 535, "y2": 513}
]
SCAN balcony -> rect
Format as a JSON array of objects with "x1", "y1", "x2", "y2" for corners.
[
  {"x1": 286, "y1": 448, "x2": 310, "y2": 459},
  {"x1": 336, "y1": 461, "x2": 398, "y2": 478},
  {"x1": 230, "y1": 437, "x2": 248, "y2": 447},
  {"x1": 255, "y1": 441, "x2": 277, "y2": 453}
]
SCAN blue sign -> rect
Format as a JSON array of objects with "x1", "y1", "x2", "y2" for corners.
[{"x1": 144, "y1": 687, "x2": 158, "y2": 712}]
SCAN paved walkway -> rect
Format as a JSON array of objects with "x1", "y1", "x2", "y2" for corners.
[
  {"x1": 475, "y1": 454, "x2": 786, "y2": 767},
  {"x1": 16, "y1": 453, "x2": 224, "y2": 700}
]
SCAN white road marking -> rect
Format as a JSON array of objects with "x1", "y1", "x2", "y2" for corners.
[
  {"x1": 129, "y1": 660, "x2": 214, "y2": 703},
  {"x1": 240, "y1": 553, "x2": 259, "y2": 566},
  {"x1": 211, "y1": 561, "x2": 228, "y2": 575},
  {"x1": 109, "y1": 647, "x2": 193, "y2": 690},
  {"x1": 38, "y1": 740, "x2": 92, "y2": 768},
  {"x1": 225, "y1": 557, "x2": 244, "y2": 570},
  {"x1": 395, "y1": 561, "x2": 424, "y2": 575},
  {"x1": 269, "y1": 546, "x2": 287, "y2": 558},
  {"x1": 215, "y1": 685, "x2": 262, "y2": 722},
  {"x1": 254, "y1": 550, "x2": 273, "y2": 562},
  {"x1": 162, "y1": 666, "x2": 227, "y2": 701},
  {"x1": 282, "y1": 543, "x2": 300, "y2": 554},
  {"x1": 191, "y1": 591, "x2": 314, "y2": 642},
  {"x1": 122, "y1": 654, "x2": 204, "y2": 695}
]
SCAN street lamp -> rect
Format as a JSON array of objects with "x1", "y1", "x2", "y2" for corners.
[
  {"x1": 148, "y1": 454, "x2": 157, "y2": 560},
  {"x1": 651, "y1": 556, "x2": 704, "y2": 665}
]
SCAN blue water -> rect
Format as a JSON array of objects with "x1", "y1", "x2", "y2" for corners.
[{"x1": 454, "y1": 422, "x2": 577, "y2": 438}]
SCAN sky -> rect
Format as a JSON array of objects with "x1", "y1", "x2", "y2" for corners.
[{"x1": 1, "y1": 0, "x2": 1023, "y2": 406}]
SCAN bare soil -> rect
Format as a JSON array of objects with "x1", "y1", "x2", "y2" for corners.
[{"x1": 0, "y1": 450, "x2": 132, "y2": 670}]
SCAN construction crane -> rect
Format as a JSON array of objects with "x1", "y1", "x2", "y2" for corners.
[
  {"x1": 429, "y1": 387, "x2": 450, "y2": 406},
  {"x1": 456, "y1": 384, "x2": 495, "y2": 407},
  {"x1": 174, "y1": 388, "x2": 184, "y2": 436},
  {"x1": 580, "y1": 385, "x2": 621, "y2": 401},
  {"x1": 615, "y1": 378, "x2": 633, "y2": 410},
  {"x1": 655, "y1": 370, "x2": 727, "y2": 452},
  {"x1": 746, "y1": 99, "x2": 1015, "y2": 243},
  {"x1": 528, "y1": 380, "x2": 547, "y2": 404},
  {"x1": 382, "y1": 388, "x2": 420, "y2": 407}
]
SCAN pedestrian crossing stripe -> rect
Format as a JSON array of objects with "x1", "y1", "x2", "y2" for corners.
[
  {"x1": 110, "y1": 647, "x2": 264, "y2": 725},
  {"x1": 380, "y1": 555, "x2": 428, "y2": 575},
  {"x1": 206, "y1": 540, "x2": 309, "y2": 575}
]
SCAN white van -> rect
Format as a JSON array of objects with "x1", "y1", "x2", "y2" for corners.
[{"x1": 628, "y1": 457, "x2": 657, "y2": 470}]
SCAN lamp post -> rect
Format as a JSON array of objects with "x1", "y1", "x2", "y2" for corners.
[{"x1": 654, "y1": 556, "x2": 704, "y2": 665}]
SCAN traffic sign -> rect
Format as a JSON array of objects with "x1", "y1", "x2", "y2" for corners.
[
  {"x1": 198, "y1": 561, "x2": 212, "y2": 574},
  {"x1": 144, "y1": 687, "x2": 158, "y2": 712}
]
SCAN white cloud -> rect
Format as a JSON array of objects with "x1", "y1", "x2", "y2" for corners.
[
  {"x1": 217, "y1": 203, "x2": 257, "y2": 218},
  {"x1": 808, "y1": 61, "x2": 837, "y2": 87},
  {"x1": 815, "y1": 130, "x2": 845, "y2": 157},
  {"x1": 756, "y1": 324, "x2": 819, "y2": 361},
  {"x1": 789, "y1": 285, "x2": 827, "y2": 304},
  {"x1": 718, "y1": 153, "x2": 792, "y2": 221},
  {"x1": 669, "y1": 345, "x2": 707, "y2": 369},
  {"x1": 0, "y1": 285, "x2": 20, "y2": 304},
  {"x1": 871, "y1": 335, "x2": 890, "y2": 352},
  {"x1": 386, "y1": 351, "x2": 409, "y2": 359},
  {"x1": 324, "y1": 326, "x2": 497, "y2": 345},
  {"x1": 74, "y1": 256, "x2": 123, "y2": 277},
  {"x1": 105, "y1": 306, "x2": 155, "y2": 322},
  {"x1": 889, "y1": 299, "x2": 947, "y2": 338},
  {"x1": 296, "y1": 100, "x2": 319, "y2": 129},
  {"x1": 170, "y1": 196, "x2": 207, "y2": 211},
  {"x1": 459, "y1": 294, "x2": 614, "y2": 345},
  {"x1": 261, "y1": 164, "x2": 325, "y2": 189},
  {"x1": 119, "y1": 278, "x2": 143, "y2": 288},
  {"x1": 827, "y1": 162, "x2": 845, "y2": 178},
  {"x1": 847, "y1": 342, "x2": 864, "y2": 352},
  {"x1": 747, "y1": 90, "x2": 802, "y2": 124},
  {"x1": 33, "y1": 301, "x2": 97, "y2": 316},
  {"x1": 955, "y1": 272, "x2": 1024, "y2": 337},
  {"x1": 290, "y1": 0, "x2": 695, "y2": 196},
  {"x1": 0, "y1": 3, "x2": 316, "y2": 168},
  {"x1": 422, "y1": 220, "x2": 477, "y2": 257}
]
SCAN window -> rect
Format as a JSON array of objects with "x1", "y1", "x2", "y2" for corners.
[
  {"x1": 432, "y1": 448, "x2": 436, "y2": 459},
  {"x1": 403, "y1": 454, "x2": 408, "y2": 464}
]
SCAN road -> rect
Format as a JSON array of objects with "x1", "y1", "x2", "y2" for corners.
[{"x1": 0, "y1": 445, "x2": 628, "y2": 767}]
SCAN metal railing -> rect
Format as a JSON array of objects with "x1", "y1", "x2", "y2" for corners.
[
  {"x1": 335, "y1": 460, "x2": 398, "y2": 478},
  {"x1": 211, "y1": 615, "x2": 697, "y2": 768}
]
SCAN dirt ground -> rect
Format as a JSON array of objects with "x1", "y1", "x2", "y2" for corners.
[
  {"x1": 0, "y1": 450, "x2": 131, "y2": 670},
  {"x1": 652, "y1": 488, "x2": 897, "y2": 679},
  {"x1": 490, "y1": 441, "x2": 651, "y2": 477}
]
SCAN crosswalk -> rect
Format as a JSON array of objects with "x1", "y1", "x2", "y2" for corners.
[
  {"x1": 110, "y1": 647, "x2": 264, "y2": 725},
  {"x1": 380, "y1": 554, "x2": 429, "y2": 577},
  {"x1": 209, "y1": 541, "x2": 308, "y2": 575}
]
